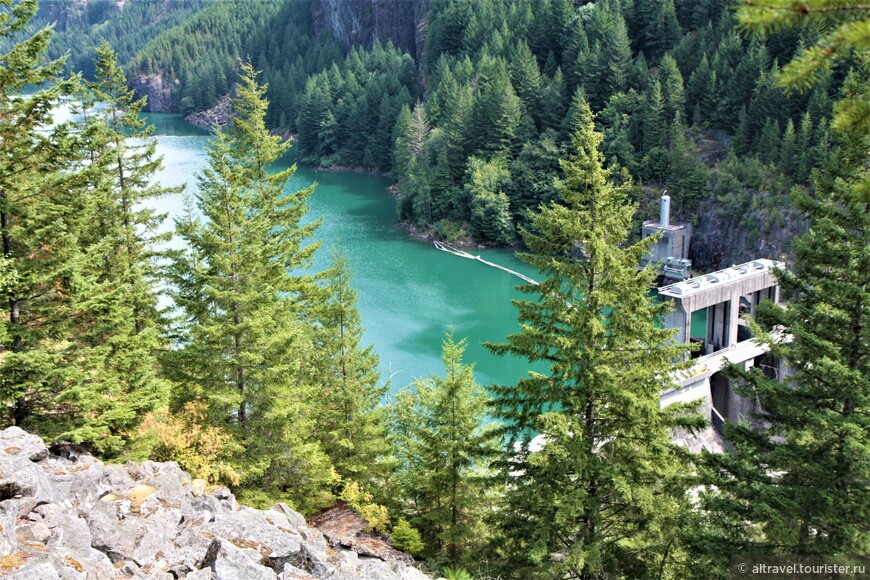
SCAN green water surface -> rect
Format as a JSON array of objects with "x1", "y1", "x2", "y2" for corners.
[{"x1": 144, "y1": 114, "x2": 537, "y2": 396}]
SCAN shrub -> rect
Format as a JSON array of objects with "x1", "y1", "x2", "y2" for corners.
[
  {"x1": 339, "y1": 480, "x2": 389, "y2": 533},
  {"x1": 390, "y1": 518, "x2": 424, "y2": 556},
  {"x1": 136, "y1": 402, "x2": 242, "y2": 486},
  {"x1": 441, "y1": 567, "x2": 473, "y2": 580}
]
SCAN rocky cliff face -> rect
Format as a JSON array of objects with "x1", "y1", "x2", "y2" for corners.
[
  {"x1": 0, "y1": 427, "x2": 428, "y2": 580},
  {"x1": 39, "y1": 0, "x2": 84, "y2": 31},
  {"x1": 689, "y1": 196, "x2": 803, "y2": 272},
  {"x1": 660, "y1": 132, "x2": 805, "y2": 273},
  {"x1": 131, "y1": 72, "x2": 177, "y2": 114},
  {"x1": 310, "y1": 0, "x2": 427, "y2": 61}
]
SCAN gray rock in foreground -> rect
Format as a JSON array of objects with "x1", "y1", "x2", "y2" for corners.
[{"x1": 0, "y1": 427, "x2": 429, "y2": 580}]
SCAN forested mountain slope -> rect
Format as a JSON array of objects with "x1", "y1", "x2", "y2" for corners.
[
  {"x1": 32, "y1": 0, "x2": 208, "y2": 78},
  {"x1": 41, "y1": 0, "x2": 847, "y2": 269}
]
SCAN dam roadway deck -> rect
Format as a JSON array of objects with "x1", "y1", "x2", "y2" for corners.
[{"x1": 660, "y1": 335, "x2": 774, "y2": 408}]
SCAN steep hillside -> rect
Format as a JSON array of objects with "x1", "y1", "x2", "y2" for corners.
[
  {"x1": 34, "y1": 0, "x2": 208, "y2": 79},
  {"x1": 42, "y1": 0, "x2": 844, "y2": 269}
]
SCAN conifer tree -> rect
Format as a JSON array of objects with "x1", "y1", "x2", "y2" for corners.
[
  {"x1": 642, "y1": 79, "x2": 666, "y2": 152},
  {"x1": 440, "y1": 79, "x2": 474, "y2": 183},
  {"x1": 508, "y1": 40, "x2": 542, "y2": 127},
  {"x1": 0, "y1": 0, "x2": 86, "y2": 431},
  {"x1": 692, "y1": 131, "x2": 870, "y2": 574},
  {"x1": 736, "y1": 0, "x2": 869, "y2": 140},
  {"x1": 687, "y1": 53, "x2": 716, "y2": 124},
  {"x1": 688, "y1": 3, "x2": 870, "y2": 571},
  {"x1": 795, "y1": 111, "x2": 814, "y2": 183},
  {"x1": 667, "y1": 113, "x2": 708, "y2": 216},
  {"x1": 633, "y1": 0, "x2": 681, "y2": 60},
  {"x1": 167, "y1": 62, "x2": 331, "y2": 507},
  {"x1": 538, "y1": 67, "x2": 567, "y2": 132},
  {"x1": 312, "y1": 250, "x2": 389, "y2": 489},
  {"x1": 469, "y1": 55, "x2": 521, "y2": 159},
  {"x1": 466, "y1": 157, "x2": 514, "y2": 244},
  {"x1": 658, "y1": 53, "x2": 686, "y2": 124},
  {"x1": 738, "y1": 0, "x2": 868, "y2": 201},
  {"x1": 508, "y1": 130, "x2": 562, "y2": 221},
  {"x1": 596, "y1": 92, "x2": 641, "y2": 175},
  {"x1": 393, "y1": 103, "x2": 428, "y2": 185},
  {"x1": 37, "y1": 41, "x2": 179, "y2": 455},
  {"x1": 777, "y1": 117, "x2": 797, "y2": 176},
  {"x1": 602, "y1": 11, "x2": 633, "y2": 97},
  {"x1": 391, "y1": 332, "x2": 498, "y2": 565},
  {"x1": 296, "y1": 74, "x2": 332, "y2": 161},
  {"x1": 486, "y1": 100, "x2": 694, "y2": 579}
]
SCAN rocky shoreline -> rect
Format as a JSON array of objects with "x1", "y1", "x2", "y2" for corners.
[
  {"x1": 309, "y1": 164, "x2": 390, "y2": 177},
  {"x1": 0, "y1": 427, "x2": 428, "y2": 579},
  {"x1": 184, "y1": 95, "x2": 232, "y2": 129}
]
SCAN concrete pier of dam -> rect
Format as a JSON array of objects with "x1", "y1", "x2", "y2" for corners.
[{"x1": 657, "y1": 259, "x2": 789, "y2": 449}]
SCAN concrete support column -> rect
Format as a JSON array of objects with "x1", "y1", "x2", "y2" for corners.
[
  {"x1": 727, "y1": 297, "x2": 740, "y2": 347},
  {"x1": 705, "y1": 304, "x2": 714, "y2": 349},
  {"x1": 663, "y1": 302, "x2": 692, "y2": 348},
  {"x1": 682, "y1": 305, "x2": 692, "y2": 347},
  {"x1": 710, "y1": 301, "x2": 730, "y2": 350}
]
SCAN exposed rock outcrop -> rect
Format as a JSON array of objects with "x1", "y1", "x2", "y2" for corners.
[
  {"x1": 0, "y1": 427, "x2": 429, "y2": 580},
  {"x1": 310, "y1": 503, "x2": 414, "y2": 566},
  {"x1": 38, "y1": 0, "x2": 90, "y2": 32},
  {"x1": 688, "y1": 190, "x2": 804, "y2": 272},
  {"x1": 310, "y1": 0, "x2": 426, "y2": 60},
  {"x1": 185, "y1": 94, "x2": 233, "y2": 129},
  {"x1": 131, "y1": 72, "x2": 177, "y2": 113}
]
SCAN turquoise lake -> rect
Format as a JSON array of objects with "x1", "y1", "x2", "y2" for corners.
[{"x1": 144, "y1": 113, "x2": 539, "y2": 396}]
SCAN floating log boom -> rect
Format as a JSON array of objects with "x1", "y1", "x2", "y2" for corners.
[{"x1": 433, "y1": 241, "x2": 539, "y2": 285}]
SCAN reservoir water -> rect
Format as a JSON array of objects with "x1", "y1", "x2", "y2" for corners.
[{"x1": 144, "y1": 114, "x2": 538, "y2": 396}]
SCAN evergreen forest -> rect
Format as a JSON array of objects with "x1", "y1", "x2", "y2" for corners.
[
  {"x1": 1, "y1": 0, "x2": 867, "y2": 578},
  {"x1": 30, "y1": 0, "x2": 849, "y2": 263}
]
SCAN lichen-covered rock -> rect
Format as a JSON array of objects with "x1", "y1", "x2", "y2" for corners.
[
  {"x1": 0, "y1": 428, "x2": 429, "y2": 579},
  {"x1": 200, "y1": 537, "x2": 278, "y2": 580},
  {"x1": 1, "y1": 426, "x2": 49, "y2": 462},
  {"x1": 310, "y1": 502, "x2": 415, "y2": 568}
]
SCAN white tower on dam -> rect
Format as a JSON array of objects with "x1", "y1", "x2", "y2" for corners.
[{"x1": 640, "y1": 193, "x2": 692, "y2": 281}]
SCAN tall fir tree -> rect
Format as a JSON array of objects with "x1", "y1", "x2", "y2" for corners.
[
  {"x1": 601, "y1": 10, "x2": 633, "y2": 98},
  {"x1": 658, "y1": 53, "x2": 686, "y2": 124},
  {"x1": 688, "y1": 3, "x2": 870, "y2": 572},
  {"x1": 508, "y1": 40, "x2": 542, "y2": 128},
  {"x1": 469, "y1": 55, "x2": 521, "y2": 159},
  {"x1": 0, "y1": 0, "x2": 88, "y2": 433},
  {"x1": 312, "y1": 249, "x2": 389, "y2": 490},
  {"x1": 50, "y1": 41, "x2": 179, "y2": 455},
  {"x1": 391, "y1": 331, "x2": 498, "y2": 567},
  {"x1": 692, "y1": 131, "x2": 869, "y2": 575},
  {"x1": 167, "y1": 62, "x2": 331, "y2": 509},
  {"x1": 486, "y1": 99, "x2": 694, "y2": 579}
]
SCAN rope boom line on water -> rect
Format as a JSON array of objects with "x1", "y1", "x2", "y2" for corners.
[{"x1": 433, "y1": 241, "x2": 539, "y2": 285}]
